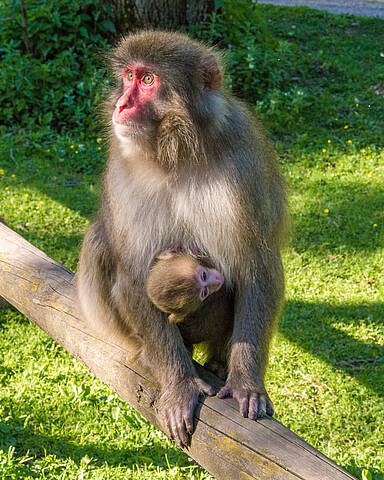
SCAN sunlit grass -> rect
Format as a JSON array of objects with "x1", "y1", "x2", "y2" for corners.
[{"x1": 1, "y1": 3, "x2": 383, "y2": 480}]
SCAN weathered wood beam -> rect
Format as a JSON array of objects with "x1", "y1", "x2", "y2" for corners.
[{"x1": 0, "y1": 223, "x2": 356, "y2": 480}]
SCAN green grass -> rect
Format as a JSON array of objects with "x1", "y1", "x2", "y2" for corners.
[{"x1": 1, "y1": 4, "x2": 384, "y2": 480}]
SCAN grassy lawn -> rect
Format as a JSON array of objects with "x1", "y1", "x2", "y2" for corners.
[{"x1": 0, "y1": 3, "x2": 383, "y2": 480}]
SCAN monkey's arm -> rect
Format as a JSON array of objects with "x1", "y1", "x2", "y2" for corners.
[
  {"x1": 217, "y1": 251, "x2": 284, "y2": 418},
  {"x1": 78, "y1": 226, "x2": 216, "y2": 447}
]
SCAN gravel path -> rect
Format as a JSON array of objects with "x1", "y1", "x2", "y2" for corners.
[{"x1": 258, "y1": 0, "x2": 384, "y2": 18}]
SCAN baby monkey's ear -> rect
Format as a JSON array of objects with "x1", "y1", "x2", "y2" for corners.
[
  {"x1": 168, "y1": 312, "x2": 185, "y2": 323},
  {"x1": 156, "y1": 249, "x2": 178, "y2": 261}
]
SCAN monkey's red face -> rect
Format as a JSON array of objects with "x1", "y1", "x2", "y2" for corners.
[{"x1": 113, "y1": 65, "x2": 160, "y2": 136}]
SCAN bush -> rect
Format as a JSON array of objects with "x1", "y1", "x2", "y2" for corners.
[
  {"x1": 190, "y1": 1, "x2": 296, "y2": 103},
  {"x1": 0, "y1": 0, "x2": 114, "y2": 133}
]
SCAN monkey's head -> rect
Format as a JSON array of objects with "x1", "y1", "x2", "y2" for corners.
[
  {"x1": 108, "y1": 31, "x2": 223, "y2": 166},
  {"x1": 146, "y1": 250, "x2": 224, "y2": 323}
]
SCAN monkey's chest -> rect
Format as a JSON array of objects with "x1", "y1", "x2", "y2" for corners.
[
  {"x1": 120, "y1": 176, "x2": 239, "y2": 278},
  {"x1": 172, "y1": 183, "x2": 240, "y2": 277}
]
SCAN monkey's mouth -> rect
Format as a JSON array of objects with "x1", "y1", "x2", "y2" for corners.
[
  {"x1": 112, "y1": 108, "x2": 150, "y2": 137},
  {"x1": 113, "y1": 121, "x2": 133, "y2": 136},
  {"x1": 112, "y1": 115, "x2": 147, "y2": 137}
]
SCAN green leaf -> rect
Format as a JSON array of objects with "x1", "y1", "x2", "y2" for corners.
[
  {"x1": 362, "y1": 470, "x2": 372, "y2": 480},
  {"x1": 101, "y1": 20, "x2": 116, "y2": 33}
]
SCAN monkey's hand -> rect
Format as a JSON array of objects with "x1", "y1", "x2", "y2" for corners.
[
  {"x1": 159, "y1": 377, "x2": 217, "y2": 447},
  {"x1": 217, "y1": 375, "x2": 274, "y2": 419}
]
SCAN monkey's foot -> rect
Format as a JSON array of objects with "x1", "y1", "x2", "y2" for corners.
[
  {"x1": 217, "y1": 377, "x2": 274, "y2": 419},
  {"x1": 159, "y1": 377, "x2": 217, "y2": 448},
  {"x1": 204, "y1": 359, "x2": 227, "y2": 380}
]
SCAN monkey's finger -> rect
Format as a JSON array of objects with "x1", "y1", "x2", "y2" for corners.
[
  {"x1": 176, "y1": 410, "x2": 190, "y2": 447},
  {"x1": 163, "y1": 413, "x2": 174, "y2": 442},
  {"x1": 266, "y1": 399, "x2": 274, "y2": 416},
  {"x1": 183, "y1": 410, "x2": 194, "y2": 435},
  {"x1": 239, "y1": 396, "x2": 249, "y2": 418},
  {"x1": 170, "y1": 413, "x2": 184, "y2": 447},
  {"x1": 248, "y1": 396, "x2": 259, "y2": 420},
  {"x1": 257, "y1": 395, "x2": 267, "y2": 417},
  {"x1": 217, "y1": 385, "x2": 231, "y2": 398}
]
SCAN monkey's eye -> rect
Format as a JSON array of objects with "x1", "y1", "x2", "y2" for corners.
[
  {"x1": 127, "y1": 71, "x2": 134, "y2": 81},
  {"x1": 142, "y1": 73, "x2": 154, "y2": 85},
  {"x1": 201, "y1": 270, "x2": 207, "y2": 282},
  {"x1": 201, "y1": 287, "x2": 209, "y2": 299}
]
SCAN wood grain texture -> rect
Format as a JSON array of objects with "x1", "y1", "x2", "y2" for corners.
[{"x1": 0, "y1": 223, "x2": 357, "y2": 480}]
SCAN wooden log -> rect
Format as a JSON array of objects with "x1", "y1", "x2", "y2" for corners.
[{"x1": 0, "y1": 222, "x2": 357, "y2": 480}]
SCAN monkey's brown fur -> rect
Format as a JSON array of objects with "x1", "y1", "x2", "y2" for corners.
[
  {"x1": 147, "y1": 254, "x2": 202, "y2": 320},
  {"x1": 147, "y1": 252, "x2": 220, "y2": 323},
  {"x1": 77, "y1": 31, "x2": 288, "y2": 447}
]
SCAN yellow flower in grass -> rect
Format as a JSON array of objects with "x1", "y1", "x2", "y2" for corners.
[
  {"x1": 327, "y1": 139, "x2": 331, "y2": 143},
  {"x1": 324, "y1": 209, "x2": 329, "y2": 214},
  {"x1": 11, "y1": 174, "x2": 16, "y2": 178},
  {"x1": 373, "y1": 224, "x2": 378, "y2": 228},
  {"x1": 344, "y1": 125, "x2": 349, "y2": 129},
  {"x1": 97, "y1": 137, "x2": 102, "y2": 143},
  {"x1": 75, "y1": 150, "x2": 79, "y2": 154},
  {"x1": 0, "y1": 169, "x2": 4, "y2": 175},
  {"x1": 361, "y1": 148, "x2": 366, "y2": 153},
  {"x1": 347, "y1": 140, "x2": 352, "y2": 144},
  {"x1": 98, "y1": 146, "x2": 102, "y2": 151},
  {"x1": 70, "y1": 145, "x2": 74, "y2": 149},
  {"x1": 322, "y1": 148, "x2": 327, "y2": 153}
]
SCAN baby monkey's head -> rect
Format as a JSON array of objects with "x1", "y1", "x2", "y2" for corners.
[{"x1": 146, "y1": 250, "x2": 224, "y2": 323}]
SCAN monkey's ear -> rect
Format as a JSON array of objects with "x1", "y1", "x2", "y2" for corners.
[
  {"x1": 199, "y1": 54, "x2": 222, "y2": 90},
  {"x1": 156, "y1": 249, "x2": 177, "y2": 261},
  {"x1": 168, "y1": 313, "x2": 185, "y2": 323}
]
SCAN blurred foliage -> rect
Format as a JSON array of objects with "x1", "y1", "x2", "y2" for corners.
[
  {"x1": 1, "y1": 0, "x2": 383, "y2": 152},
  {"x1": 0, "y1": 0, "x2": 115, "y2": 132},
  {"x1": 191, "y1": 1, "x2": 384, "y2": 150}
]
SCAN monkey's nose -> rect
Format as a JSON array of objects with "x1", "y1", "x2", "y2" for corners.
[{"x1": 211, "y1": 273, "x2": 224, "y2": 292}]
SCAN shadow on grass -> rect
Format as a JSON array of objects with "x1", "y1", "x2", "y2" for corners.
[
  {"x1": 280, "y1": 300, "x2": 384, "y2": 396},
  {"x1": 291, "y1": 183, "x2": 384, "y2": 254},
  {"x1": 0, "y1": 415, "x2": 189, "y2": 472}
]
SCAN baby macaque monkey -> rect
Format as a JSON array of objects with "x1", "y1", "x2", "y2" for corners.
[{"x1": 146, "y1": 250, "x2": 224, "y2": 323}]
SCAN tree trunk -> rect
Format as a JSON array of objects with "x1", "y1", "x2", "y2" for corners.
[{"x1": 110, "y1": 0, "x2": 214, "y2": 33}]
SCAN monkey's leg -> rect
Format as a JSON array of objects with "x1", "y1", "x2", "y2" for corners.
[
  {"x1": 203, "y1": 293, "x2": 233, "y2": 380},
  {"x1": 217, "y1": 252, "x2": 284, "y2": 419},
  {"x1": 77, "y1": 223, "x2": 142, "y2": 355},
  {"x1": 112, "y1": 269, "x2": 217, "y2": 447},
  {"x1": 204, "y1": 341, "x2": 229, "y2": 381},
  {"x1": 180, "y1": 293, "x2": 233, "y2": 380}
]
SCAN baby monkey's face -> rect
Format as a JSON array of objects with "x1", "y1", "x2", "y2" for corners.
[
  {"x1": 195, "y1": 264, "x2": 224, "y2": 301},
  {"x1": 146, "y1": 250, "x2": 224, "y2": 323}
]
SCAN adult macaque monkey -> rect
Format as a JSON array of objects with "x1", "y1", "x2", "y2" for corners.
[
  {"x1": 146, "y1": 250, "x2": 224, "y2": 323},
  {"x1": 77, "y1": 31, "x2": 287, "y2": 447}
]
